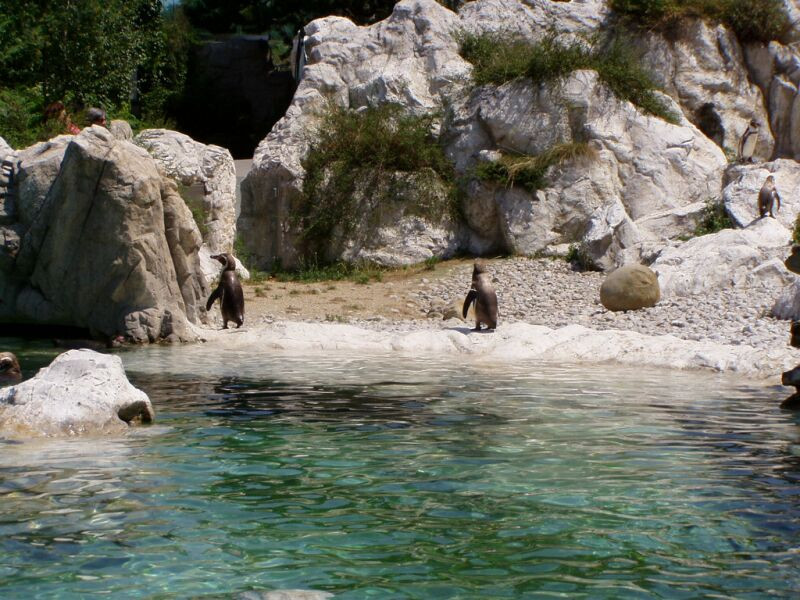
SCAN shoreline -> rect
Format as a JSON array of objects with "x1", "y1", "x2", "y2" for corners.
[
  {"x1": 190, "y1": 255, "x2": 799, "y2": 382},
  {"x1": 191, "y1": 319, "x2": 797, "y2": 382}
]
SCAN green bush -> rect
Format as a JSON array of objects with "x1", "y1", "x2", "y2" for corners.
[
  {"x1": 300, "y1": 103, "x2": 458, "y2": 255},
  {"x1": 459, "y1": 32, "x2": 678, "y2": 123},
  {"x1": 694, "y1": 198, "x2": 733, "y2": 236},
  {"x1": 475, "y1": 142, "x2": 596, "y2": 192},
  {"x1": 610, "y1": 0, "x2": 790, "y2": 43}
]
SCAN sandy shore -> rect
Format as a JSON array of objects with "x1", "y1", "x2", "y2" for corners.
[{"x1": 198, "y1": 257, "x2": 799, "y2": 381}]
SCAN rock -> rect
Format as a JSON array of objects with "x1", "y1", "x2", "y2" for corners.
[
  {"x1": 13, "y1": 136, "x2": 73, "y2": 227},
  {"x1": 198, "y1": 245, "x2": 250, "y2": 285},
  {"x1": 743, "y1": 41, "x2": 800, "y2": 159},
  {"x1": 135, "y1": 129, "x2": 237, "y2": 255},
  {"x1": 325, "y1": 171, "x2": 462, "y2": 267},
  {"x1": 201, "y1": 320, "x2": 797, "y2": 379},
  {"x1": 639, "y1": 19, "x2": 774, "y2": 158},
  {"x1": 3, "y1": 127, "x2": 207, "y2": 342},
  {"x1": 458, "y1": 0, "x2": 608, "y2": 39},
  {"x1": 0, "y1": 136, "x2": 12, "y2": 155},
  {"x1": 0, "y1": 349, "x2": 153, "y2": 438},
  {"x1": 723, "y1": 159, "x2": 800, "y2": 228},
  {"x1": 600, "y1": 264, "x2": 660, "y2": 311},
  {"x1": 108, "y1": 119, "x2": 133, "y2": 141},
  {"x1": 452, "y1": 70, "x2": 725, "y2": 267},
  {"x1": 239, "y1": 0, "x2": 469, "y2": 269},
  {"x1": 772, "y1": 278, "x2": 800, "y2": 320},
  {"x1": 653, "y1": 217, "x2": 794, "y2": 297}
]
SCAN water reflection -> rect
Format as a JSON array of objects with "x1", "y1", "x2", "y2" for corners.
[{"x1": 1, "y1": 345, "x2": 799, "y2": 598}]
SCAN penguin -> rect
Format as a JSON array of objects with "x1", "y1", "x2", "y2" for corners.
[
  {"x1": 462, "y1": 261, "x2": 498, "y2": 331},
  {"x1": 758, "y1": 175, "x2": 781, "y2": 219},
  {"x1": 206, "y1": 253, "x2": 244, "y2": 329},
  {"x1": 0, "y1": 352, "x2": 21, "y2": 385},
  {"x1": 738, "y1": 119, "x2": 759, "y2": 163}
]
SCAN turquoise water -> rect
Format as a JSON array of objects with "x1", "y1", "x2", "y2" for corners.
[{"x1": 1, "y1": 339, "x2": 800, "y2": 598}]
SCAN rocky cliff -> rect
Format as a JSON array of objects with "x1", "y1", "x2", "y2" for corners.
[{"x1": 239, "y1": 0, "x2": 800, "y2": 274}]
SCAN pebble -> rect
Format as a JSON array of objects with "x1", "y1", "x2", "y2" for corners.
[{"x1": 342, "y1": 257, "x2": 792, "y2": 351}]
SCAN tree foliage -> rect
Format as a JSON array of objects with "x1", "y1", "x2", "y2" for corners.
[{"x1": 181, "y1": 0, "x2": 397, "y2": 34}]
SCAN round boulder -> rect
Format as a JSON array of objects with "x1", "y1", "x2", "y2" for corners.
[{"x1": 600, "y1": 264, "x2": 660, "y2": 312}]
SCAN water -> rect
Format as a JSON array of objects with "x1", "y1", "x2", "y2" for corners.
[{"x1": 2, "y1": 339, "x2": 800, "y2": 598}]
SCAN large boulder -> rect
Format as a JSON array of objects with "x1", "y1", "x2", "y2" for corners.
[
  {"x1": 723, "y1": 159, "x2": 800, "y2": 228},
  {"x1": 135, "y1": 129, "x2": 237, "y2": 256},
  {"x1": 600, "y1": 264, "x2": 660, "y2": 311},
  {"x1": 0, "y1": 349, "x2": 153, "y2": 438},
  {"x1": 1, "y1": 126, "x2": 208, "y2": 342},
  {"x1": 652, "y1": 217, "x2": 794, "y2": 297}
]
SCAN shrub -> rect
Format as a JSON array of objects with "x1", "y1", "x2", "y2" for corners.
[
  {"x1": 299, "y1": 103, "x2": 458, "y2": 255},
  {"x1": 792, "y1": 212, "x2": 800, "y2": 246},
  {"x1": 609, "y1": 0, "x2": 790, "y2": 43},
  {"x1": 459, "y1": 32, "x2": 678, "y2": 123},
  {"x1": 474, "y1": 142, "x2": 596, "y2": 192},
  {"x1": 694, "y1": 198, "x2": 733, "y2": 236}
]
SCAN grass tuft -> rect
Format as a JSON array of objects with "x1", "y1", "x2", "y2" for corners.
[
  {"x1": 459, "y1": 31, "x2": 679, "y2": 123},
  {"x1": 475, "y1": 142, "x2": 596, "y2": 192},
  {"x1": 609, "y1": 0, "x2": 790, "y2": 43},
  {"x1": 694, "y1": 198, "x2": 733, "y2": 236},
  {"x1": 299, "y1": 103, "x2": 459, "y2": 258}
]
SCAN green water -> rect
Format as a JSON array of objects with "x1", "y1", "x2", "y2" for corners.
[{"x1": 1, "y1": 339, "x2": 800, "y2": 598}]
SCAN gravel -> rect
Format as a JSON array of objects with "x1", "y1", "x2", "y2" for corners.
[{"x1": 346, "y1": 257, "x2": 792, "y2": 350}]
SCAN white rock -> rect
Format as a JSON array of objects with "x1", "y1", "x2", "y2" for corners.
[
  {"x1": 200, "y1": 320, "x2": 795, "y2": 380},
  {"x1": 0, "y1": 350, "x2": 153, "y2": 438},
  {"x1": 744, "y1": 41, "x2": 800, "y2": 159},
  {"x1": 199, "y1": 244, "x2": 251, "y2": 283},
  {"x1": 135, "y1": 129, "x2": 237, "y2": 254},
  {"x1": 723, "y1": 159, "x2": 800, "y2": 228},
  {"x1": 652, "y1": 217, "x2": 794, "y2": 297},
  {"x1": 640, "y1": 19, "x2": 774, "y2": 158}
]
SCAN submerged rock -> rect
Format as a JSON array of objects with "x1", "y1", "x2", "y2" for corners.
[{"x1": 0, "y1": 349, "x2": 153, "y2": 438}]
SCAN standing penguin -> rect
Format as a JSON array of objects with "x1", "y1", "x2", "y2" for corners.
[
  {"x1": 206, "y1": 253, "x2": 244, "y2": 329},
  {"x1": 462, "y1": 262, "x2": 498, "y2": 331},
  {"x1": 758, "y1": 175, "x2": 782, "y2": 219},
  {"x1": 738, "y1": 119, "x2": 760, "y2": 163}
]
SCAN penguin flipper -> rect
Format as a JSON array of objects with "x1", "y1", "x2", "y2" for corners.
[
  {"x1": 463, "y1": 289, "x2": 477, "y2": 318},
  {"x1": 206, "y1": 286, "x2": 221, "y2": 311}
]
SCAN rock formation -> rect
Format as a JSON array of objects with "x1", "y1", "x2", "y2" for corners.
[
  {"x1": 134, "y1": 129, "x2": 237, "y2": 254},
  {"x1": 0, "y1": 127, "x2": 208, "y2": 342},
  {"x1": 0, "y1": 349, "x2": 153, "y2": 438},
  {"x1": 239, "y1": 0, "x2": 741, "y2": 271}
]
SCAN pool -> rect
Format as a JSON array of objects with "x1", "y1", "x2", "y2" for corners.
[{"x1": 1, "y1": 340, "x2": 799, "y2": 598}]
